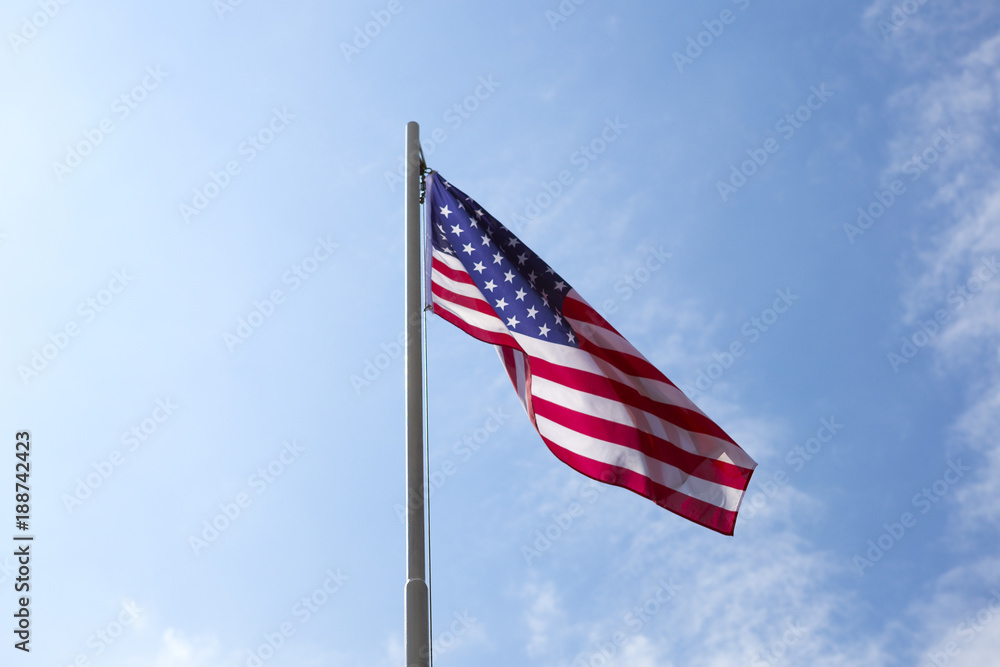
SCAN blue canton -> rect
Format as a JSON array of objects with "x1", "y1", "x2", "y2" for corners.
[{"x1": 428, "y1": 173, "x2": 578, "y2": 348}]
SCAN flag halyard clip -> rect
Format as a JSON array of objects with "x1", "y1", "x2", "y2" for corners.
[{"x1": 418, "y1": 146, "x2": 430, "y2": 204}]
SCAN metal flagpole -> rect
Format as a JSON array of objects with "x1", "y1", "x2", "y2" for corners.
[{"x1": 404, "y1": 121, "x2": 430, "y2": 667}]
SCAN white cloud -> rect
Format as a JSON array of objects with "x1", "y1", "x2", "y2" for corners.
[
  {"x1": 522, "y1": 579, "x2": 566, "y2": 659},
  {"x1": 152, "y1": 629, "x2": 227, "y2": 667},
  {"x1": 868, "y1": 3, "x2": 1000, "y2": 662},
  {"x1": 888, "y1": 23, "x2": 1000, "y2": 534}
]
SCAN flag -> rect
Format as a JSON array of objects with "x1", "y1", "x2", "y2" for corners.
[{"x1": 426, "y1": 172, "x2": 756, "y2": 535}]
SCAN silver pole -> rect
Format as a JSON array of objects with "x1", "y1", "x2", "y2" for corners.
[{"x1": 404, "y1": 121, "x2": 430, "y2": 667}]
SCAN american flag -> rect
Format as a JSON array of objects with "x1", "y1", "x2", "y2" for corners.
[{"x1": 426, "y1": 172, "x2": 756, "y2": 535}]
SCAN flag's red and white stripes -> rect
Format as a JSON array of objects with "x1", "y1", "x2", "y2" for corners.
[{"x1": 430, "y1": 247, "x2": 756, "y2": 535}]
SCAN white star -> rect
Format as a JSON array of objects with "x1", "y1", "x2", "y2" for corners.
[
  {"x1": 508, "y1": 237, "x2": 521, "y2": 248},
  {"x1": 481, "y1": 234, "x2": 491, "y2": 247},
  {"x1": 451, "y1": 224, "x2": 464, "y2": 236},
  {"x1": 458, "y1": 201, "x2": 465, "y2": 210},
  {"x1": 554, "y1": 313, "x2": 563, "y2": 325},
  {"x1": 475, "y1": 209, "x2": 484, "y2": 218},
  {"x1": 538, "y1": 324, "x2": 550, "y2": 337},
  {"x1": 566, "y1": 330, "x2": 576, "y2": 344},
  {"x1": 526, "y1": 306, "x2": 538, "y2": 319},
  {"x1": 473, "y1": 262, "x2": 486, "y2": 274},
  {"x1": 545, "y1": 266, "x2": 555, "y2": 274},
  {"x1": 483, "y1": 279, "x2": 497, "y2": 292},
  {"x1": 437, "y1": 224, "x2": 446, "y2": 234},
  {"x1": 495, "y1": 297, "x2": 508, "y2": 311},
  {"x1": 503, "y1": 270, "x2": 515, "y2": 283},
  {"x1": 515, "y1": 288, "x2": 526, "y2": 301},
  {"x1": 527, "y1": 271, "x2": 537, "y2": 284},
  {"x1": 492, "y1": 251, "x2": 504, "y2": 265},
  {"x1": 554, "y1": 280, "x2": 567, "y2": 292},
  {"x1": 469, "y1": 219, "x2": 479, "y2": 229},
  {"x1": 439, "y1": 205, "x2": 452, "y2": 218},
  {"x1": 517, "y1": 252, "x2": 528, "y2": 265},
  {"x1": 462, "y1": 243, "x2": 474, "y2": 255},
  {"x1": 506, "y1": 315, "x2": 520, "y2": 329}
]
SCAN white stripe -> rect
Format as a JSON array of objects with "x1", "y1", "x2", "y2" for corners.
[
  {"x1": 562, "y1": 292, "x2": 705, "y2": 415},
  {"x1": 511, "y1": 333, "x2": 756, "y2": 469},
  {"x1": 530, "y1": 376, "x2": 754, "y2": 472},
  {"x1": 534, "y1": 415, "x2": 745, "y2": 511},
  {"x1": 496, "y1": 346, "x2": 529, "y2": 414},
  {"x1": 432, "y1": 267, "x2": 487, "y2": 301},
  {"x1": 533, "y1": 328, "x2": 705, "y2": 417},
  {"x1": 515, "y1": 349, "x2": 529, "y2": 414},
  {"x1": 433, "y1": 249, "x2": 469, "y2": 273},
  {"x1": 432, "y1": 294, "x2": 513, "y2": 338}
]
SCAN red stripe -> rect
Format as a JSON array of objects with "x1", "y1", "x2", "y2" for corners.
[
  {"x1": 432, "y1": 303, "x2": 519, "y2": 348},
  {"x1": 541, "y1": 435, "x2": 744, "y2": 535},
  {"x1": 531, "y1": 395, "x2": 752, "y2": 488},
  {"x1": 529, "y1": 357, "x2": 736, "y2": 444},
  {"x1": 431, "y1": 282, "x2": 496, "y2": 318},
  {"x1": 500, "y1": 347, "x2": 518, "y2": 388},
  {"x1": 432, "y1": 257, "x2": 477, "y2": 285},
  {"x1": 564, "y1": 297, "x2": 680, "y2": 388}
]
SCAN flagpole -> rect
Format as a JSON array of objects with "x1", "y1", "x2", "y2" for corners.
[{"x1": 404, "y1": 120, "x2": 430, "y2": 667}]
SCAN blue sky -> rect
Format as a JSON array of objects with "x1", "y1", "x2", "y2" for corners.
[{"x1": 2, "y1": 0, "x2": 1000, "y2": 665}]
